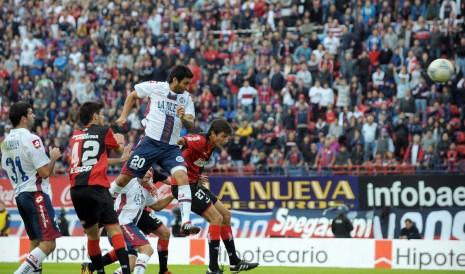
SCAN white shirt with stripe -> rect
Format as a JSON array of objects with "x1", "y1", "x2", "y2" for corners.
[
  {"x1": 1, "y1": 128, "x2": 50, "y2": 196},
  {"x1": 114, "y1": 178, "x2": 156, "y2": 225},
  {"x1": 135, "y1": 81, "x2": 195, "y2": 145}
]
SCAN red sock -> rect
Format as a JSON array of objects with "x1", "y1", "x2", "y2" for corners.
[
  {"x1": 111, "y1": 233, "x2": 127, "y2": 250},
  {"x1": 87, "y1": 239, "x2": 101, "y2": 257},
  {"x1": 221, "y1": 226, "x2": 233, "y2": 241},
  {"x1": 108, "y1": 249, "x2": 117, "y2": 261},
  {"x1": 157, "y1": 239, "x2": 169, "y2": 251},
  {"x1": 208, "y1": 225, "x2": 221, "y2": 241}
]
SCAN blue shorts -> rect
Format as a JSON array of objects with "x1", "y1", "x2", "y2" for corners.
[
  {"x1": 122, "y1": 136, "x2": 186, "y2": 178},
  {"x1": 16, "y1": 192, "x2": 61, "y2": 241},
  {"x1": 121, "y1": 223, "x2": 149, "y2": 253}
]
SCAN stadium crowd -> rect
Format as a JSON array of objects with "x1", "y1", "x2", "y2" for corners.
[{"x1": 0, "y1": 0, "x2": 465, "y2": 175}]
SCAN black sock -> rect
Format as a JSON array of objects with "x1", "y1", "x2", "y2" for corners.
[
  {"x1": 89, "y1": 255, "x2": 105, "y2": 274},
  {"x1": 223, "y1": 239, "x2": 240, "y2": 265},
  {"x1": 209, "y1": 240, "x2": 220, "y2": 271},
  {"x1": 158, "y1": 250, "x2": 168, "y2": 274},
  {"x1": 115, "y1": 248, "x2": 130, "y2": 274}
]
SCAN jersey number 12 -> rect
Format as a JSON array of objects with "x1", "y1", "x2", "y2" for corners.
[{"x1": 71, "y1": 140, "x2": 100, "y2": 167}]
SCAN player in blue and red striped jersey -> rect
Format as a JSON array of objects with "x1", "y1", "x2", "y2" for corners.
[
  {"x1": 1, "y1": 102, "x2": 62, "y2": 274},
  {"x1": 113, "y1": 65, "x2": 200, "y2": 235}
]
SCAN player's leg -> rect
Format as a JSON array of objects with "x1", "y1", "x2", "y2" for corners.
[
  {"x1": 214, "y1": 200, "x2": 259, "y2": 273},
  {"x1": 15, "y1": 192, "x2": 60, "y2": 274},
  {"x1": 158, "y1": 144, "x2": 196, "y2": 233},
  {"x1": 137, "y1": 210, "x2": 171, "y2": 274},
  {"x1": 186, "y1": 183, "x2": 223, "y2": 273},
  {"x1": 153, "y1": 225, "x2": 170, "y2": 274},
  {"x1": 101, "y1": 188, "x2": 130, "y2": 274},
  {"x1": 111, "y1": 137, "x2": 160, "y2": 193},
  {"x1": 113, "y1": 254, "x2": 136, "y2": 274},
  {"x1": 134, "y1": 243, "x2": 154, "y2": 274},
  {"x1": 72, "y1": 187, "x2": 107, "y2": 274}
]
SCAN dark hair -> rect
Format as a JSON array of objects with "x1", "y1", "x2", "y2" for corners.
[
  {"x1": 207, "y1": 119, "x2": 233, "y2": 137},
  {"x1": 79, "y1": 102, "x2": 103, "y2": 125},
  {"x1": 405, "y1": 218, "x2": 413, "y2": 224},
  {"x1": 168, "y1": 65, "x2": 193, "y2": 83},
  {"x1": 9, "y1": 101, "x2": 32, "y2": 127}
]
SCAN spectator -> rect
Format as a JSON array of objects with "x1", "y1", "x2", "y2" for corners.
[
  {"x1": 0, "y1": 200, "x2": 9, "y2": 236},
  {"x1": 331, "y1": 213, "x2": 353, "y2": 238},
  {"x1": 400, "y1": 219, "x2": 422, "y2": 239},
  {"x1": 374, "y1": 128, "x2": 395, "y2": 157},
  {"x1": 403, "y1": 134, "x2": 424, "y2": 166},
  {"x1": 228, "y1": 135, "x2": 245, "y2": 171},
  {"x1": 362, "y1": 115, "x2": 378, "y2": 161},
  {"x1": 285, "y1": 145, "x2": 304, "y2": 175},
  {"x1": 334, "y1": 145, "x2": 352, "y2": 166}
]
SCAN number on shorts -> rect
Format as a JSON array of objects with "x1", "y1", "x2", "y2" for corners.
[
  {"x1": 195, "y1": 189, "x2": 210, "y2": 203},
  {"x1": 130, "y1": 155, "x2": 146, "y2": 169}
]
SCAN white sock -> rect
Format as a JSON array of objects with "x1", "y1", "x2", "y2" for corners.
[
  {"x1": 15, "y1": 248, "x2": 47, "y2": 274},
  {"x1": 134, "y1": 253, "x2": 151, "y2": 274},
  {"x1": 113, "y1": 267, "x2": 122, "y2": 274},
  {"x1": 177, "y1": 184, "x2": 192, "y2": 224}
]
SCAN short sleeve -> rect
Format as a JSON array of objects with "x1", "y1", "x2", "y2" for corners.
[
  {"x1": 28, "y1": 138, "x2": 50, "y2": 169},
  {"x1": 104, "y1": 128, "x2": 119, "y2": 149},
  {"x1": 134, "y1": 81, "x2": 156, "y2": 98},
  {"x1": 185, "y1": 94, "x2": 195, "y2": 117}
]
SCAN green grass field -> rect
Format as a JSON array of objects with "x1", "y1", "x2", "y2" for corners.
[{"x1": 0, "y1": 263, "x2": 458, "y2": 274}]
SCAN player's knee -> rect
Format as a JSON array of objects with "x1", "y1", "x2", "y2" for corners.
[
  {"x1": 210, "y1": 211, "x2": 223, "y2": 225},
  {"x1": 157, "y1": 226, "x2": 170, "y2": 240},
  {"x1": 40, "y1": 240, "x2": 56, "y2": 254},
  {"x1": 222, "y1": 210, "x2": 232, "y2": 225},
  {"x1": 173, "y1": 170, "x2": 188, "y2": 185},
  {"x1": 140, "y1": 244, "x2": 154, "y2": 256}
]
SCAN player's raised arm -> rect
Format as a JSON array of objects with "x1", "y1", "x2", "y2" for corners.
[{"x1": 116, "y1": 90, "x2": 140, "y2": 126}]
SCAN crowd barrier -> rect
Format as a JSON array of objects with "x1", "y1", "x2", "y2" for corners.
[
  {"x1": 0, "y1": 237, "x2": 464, "y2": 270},
  {"x1": 1, "y1": 175, "x2": 464, "y2": 240}
]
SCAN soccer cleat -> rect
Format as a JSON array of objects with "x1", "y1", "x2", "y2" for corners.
[
  {"x1": 230, "y1": 260, "x2": 259, "y2": 273},
  {"x1": 160, "y1": 271, "x2": 172, "y2": 274},
  {"x1": 181, "y1": 222, "x2": 200, "y2": 235},
  {"x1": 206, "y1": 268, "x2": 223, "y2": 274},
  {"x1": 81, "y1": 262, "x2": 93, "y2": 274}
]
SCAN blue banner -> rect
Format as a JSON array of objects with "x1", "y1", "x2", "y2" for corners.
[{"x1": 208, "y1": 176, "x2": 359, "y2": 211}]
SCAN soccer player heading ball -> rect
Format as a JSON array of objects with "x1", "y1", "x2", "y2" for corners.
[{"x1": 113, "y1": 65, "x2": 200, "y2": 235}]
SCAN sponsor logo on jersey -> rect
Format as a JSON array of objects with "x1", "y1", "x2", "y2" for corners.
[
  {"x1": 177, "y1": 96, "x2": 186, "y2": 105},
  {"x1": 32, "y1": 139, "x2": 41, "y2": 149},
  {"x1": 194, "y1": 158, "x2": 207, "y2": 167}
]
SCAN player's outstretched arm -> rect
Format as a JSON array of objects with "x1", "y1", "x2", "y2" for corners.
[
  {"x1": 37, "y1": 147, "x2": 61, "y2": 179},
  {"x1": 108, "y1": 144, "x2": 132, "y2": 165},
  {"x1": 116, "y1": 90, "x2": 140, "y2": 126},
  {"x1": 149, "y1": 194, "x2": 175, "y2": 211}
]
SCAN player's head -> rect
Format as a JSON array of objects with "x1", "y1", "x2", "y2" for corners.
[
  {"x1": 207, "y1": 119, "x2": 233, "y2": 147},
  {"x1": 79, "y1": 102, "x2": 104, "y2": 126},
  {"x1": 9, "y1": 101, "x2": 34, "y2": 129},
  {"x1": 168, "y1": 65, "x2": 193, "y2": 93}
]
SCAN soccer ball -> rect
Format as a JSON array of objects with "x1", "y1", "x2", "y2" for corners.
[{"x1": 427, "y1": 59, "x2": 454, "y2": 83}]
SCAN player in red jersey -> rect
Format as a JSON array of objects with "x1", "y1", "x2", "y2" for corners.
[
  {"x1": 172, "y1": 119, "x2": 259, "y2": 274},
  {"x1": 68, "y1": 102, "x2": 131, "y2": 274}
]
